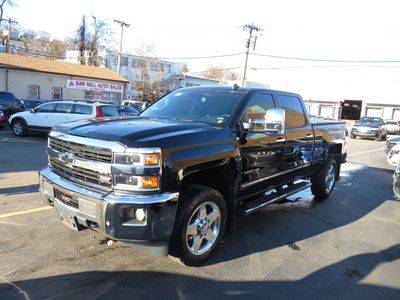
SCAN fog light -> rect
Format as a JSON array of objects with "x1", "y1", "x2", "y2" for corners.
[{"x1": 135, "y1": 208, "x2": 146, "y2": 222}]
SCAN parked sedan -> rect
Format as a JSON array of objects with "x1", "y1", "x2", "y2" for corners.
[
  {"x1": 386, "y1": 136, "x2": 400, "y2": 154},
  {"x1": 8, "y1": 100, "x2": 120, "y2": 136},
  {"x1": 387, "y1": 143, "x2": 400, "y2": 167},
  {"x1": 0, "y1": 106, "x2": 5, "y2": 128},
  {"x1": 351, "y1": 117, "x2": 387, "y2": 140},
  {"x1": 384, "y1": 120, "x2": 400, "y2": 134},
  {"x1": 117, "y1": 105, "x2": 139, "y2": 117},
  {"x1": 18, "y1": 99, "x2": 45, "y2": 111},
  {"x1": 393, "y1": 163, "x2": 400, "y2": 200}
]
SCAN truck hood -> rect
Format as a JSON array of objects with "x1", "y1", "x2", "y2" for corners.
[{"x1": 54, "y1": 117, "x2": 228, "y2": 148}]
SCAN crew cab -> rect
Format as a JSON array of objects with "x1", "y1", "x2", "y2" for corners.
[
  {"x1": 351, "y1": 117, "x2": 387, "y2": 140},
  {"x1": 9, "y1": 100, "x2": 119, "y2": 136},
  {"x1": 39, "y1": 86, "x2": 347, "y2": 266}
]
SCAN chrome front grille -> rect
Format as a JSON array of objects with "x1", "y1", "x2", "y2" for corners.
[
  {"x1": 49, "y1": 137, "x2": 113, "y2": 163},
  {"x1": 50, "y1": 157, "x2": 112, "y2": 188}
]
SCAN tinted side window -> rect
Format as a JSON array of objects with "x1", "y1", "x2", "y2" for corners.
[
  {"x1": 100, "y1": 106, "x2": 119, "y2": 117},
  {"x1": 276, "y1": 95, "x2": 307, "y2": 128},
  {"x1": 54, "y1": 103, "x2": 73, "y2": 113},
  {"x1": 243, "y1": 93, "x2": 275, "y2": 123},
  {"x1": 35, "y1": 103, "x2": 56, "y2": 113},
  {"x1": 73, "y1": 104, "x2": 93, "y2": 115}
]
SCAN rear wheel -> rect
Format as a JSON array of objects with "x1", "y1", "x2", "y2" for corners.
[
  {"x1": 311, "y1": 157, "x2": 338, "y2": 201},
  {"x1": 12, "y1": 119, "x2": 27, "y2": 137},
  {"x1": 170, "y1": 185, "x2": 227, "y2": 266}
]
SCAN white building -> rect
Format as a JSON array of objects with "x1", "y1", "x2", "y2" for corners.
[
  {"x1": 304, "y1": 99, "x2": 400, "y2": 121},
  {"x1": 170, "y1": 74, "x2": 222, "y2": 89},
  {"x1": 0, "y1": 53, "x2": 128, "y2": 104},
  {"x1": 65, "y1": 50, "x2": 183, "y2": 98}
]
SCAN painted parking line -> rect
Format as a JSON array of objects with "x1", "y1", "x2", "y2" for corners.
[
  {"x1": 347, "y1": 147, "x2": 385, "y2": 157},
  {"x1": 0, "y1": 206, "x2": 53, "y2": 220},
  {"x1": 0, "y1": 137, "x2": 42, "y2": 143}
]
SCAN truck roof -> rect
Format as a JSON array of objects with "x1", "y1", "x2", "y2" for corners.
[{"x1": 178, "y1": 85, "x2": 301, "y2": 98}]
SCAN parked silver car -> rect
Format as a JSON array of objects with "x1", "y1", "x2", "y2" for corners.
[{"x1": 394, "y1": 164, "x2": 400, "y2": 200}]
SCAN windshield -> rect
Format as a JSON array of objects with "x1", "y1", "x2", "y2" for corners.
[
  {"x1": 141, "y1": 89, "x2": 244, "y2": 125},
  {"x1": 357, "y1": 117, "x2": 382, "y2": 127}
]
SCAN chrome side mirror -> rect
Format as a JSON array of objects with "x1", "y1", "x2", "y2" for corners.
[
  {"x1": 30, "y1": 108, "x2": 35, "y2": 113},
  {"x1": 248, "y1": 108, "x2": 285, "y2": 135}
]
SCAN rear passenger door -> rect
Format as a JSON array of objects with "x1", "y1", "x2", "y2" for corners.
[
  {"x1": 51, "y1": 103, "x2": 74, "y2": 127},
  {"x1": 276, "y1": 93, "x2": 314, "y2": 180}
]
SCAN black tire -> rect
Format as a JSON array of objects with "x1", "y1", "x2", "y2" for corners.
[
  {"x1": 11, "y1": 119, "x2": 27, "y2": 137},
  {"x1": 311, "y1": 157, "x2": 338, "y2": 202},
  {"x1": 169, "y1": 185, "x2": 227, "y2": 266}
]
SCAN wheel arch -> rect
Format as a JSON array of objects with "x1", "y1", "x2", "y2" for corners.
[{"x1": 179, "y1": 157, "x2": 240, "y2": 231}]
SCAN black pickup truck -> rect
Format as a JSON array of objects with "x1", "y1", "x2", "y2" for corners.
[{"x1": 39, "y1": 86, "x2": 347, "y2": 266}]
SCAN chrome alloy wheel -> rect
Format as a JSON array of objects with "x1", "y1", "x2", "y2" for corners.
[
  {"x1": 13, "y1": 122, "x2": 23, "y2": 135},
  {"x1": 325, "y1": 163, "x2": 336, "y2": 193},
  {"x1": 185, "y1": 201, "x2": 221, "y2": 256}
]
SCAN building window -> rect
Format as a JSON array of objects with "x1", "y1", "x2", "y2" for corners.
[
  {"x1": 132, "y1": 58, "x2": 144, "y2": 68},
  {"x1": 28, "y1": 85, "x2": 39, "y2": 99},
  {"x1": 150, "y1": 62, "x2": 163, "y2": 71},
  {"x1": 52, "y1": 87, "x2": 63, "y2": 100},
  {"x1": 121, "y1": 56, "x2": 129, "y2": 67},
  {"x1": 84, "y1": 91, "x2": 93, "y2": 100}
]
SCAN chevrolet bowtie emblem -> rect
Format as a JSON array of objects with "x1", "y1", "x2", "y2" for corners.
[{"x1": 60, "y1": 153, "x2": 75, "y2": 167}]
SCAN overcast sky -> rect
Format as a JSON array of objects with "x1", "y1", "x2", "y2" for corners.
[{"x1": 8, "y1": 0, "x2": 400, "y2": 103}]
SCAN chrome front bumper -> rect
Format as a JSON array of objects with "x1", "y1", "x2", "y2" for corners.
[{"x1": 39, "y1": 167, "x2": 179, "y2": 249}]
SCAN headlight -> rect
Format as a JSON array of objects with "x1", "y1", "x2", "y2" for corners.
[
  {"x1": 114, "y1": 152, "x2": 160, "y2": 166},
  {"x1": 113, "y1": 148, "x2": 161, "y2": 191}
]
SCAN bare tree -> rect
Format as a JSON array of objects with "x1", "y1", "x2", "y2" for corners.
[
  {"x1": 77, "y1": 16, "x2": 86, "y2": 64},
  {"x1": 202, "y1": 66, "x2": 225, "y2": 80},
  {"x1": 0, "y1": 0, "x2": 14, "y2": 29},
  {"x1": 75, "y1": 15, "x2": 112, "y2": 66},
  {"x1": 132, "y1": 44, "x2": 170, "y2": 101},
  {"x1": 225, "y1": 70, "x2": 239, "y2": 81},
  {"x1": 202, "y1": 66, "x2": 239, "y2": 81}
]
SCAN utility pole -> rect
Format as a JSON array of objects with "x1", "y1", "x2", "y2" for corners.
[
  {"x1": 241, "y1": 23, "x2": 262, "y2": 86},
  {"x1": 1, "y1": 17, "x2": 18, "y2": 53},
  {"x1": 113, "y1": 19, "x2": 130, "y2": 74}
]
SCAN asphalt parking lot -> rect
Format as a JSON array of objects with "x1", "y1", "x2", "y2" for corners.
[{"x1": 0, "y1": 128, "x2": 399, "y2": 299}]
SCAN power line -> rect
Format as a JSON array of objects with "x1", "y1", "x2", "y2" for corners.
[
  {"x1": 252, "y1": 52, "x2": 400, "y2": 63},
  {"x1": 153, "y1": 53, "x2": 244, "y2": 60}
]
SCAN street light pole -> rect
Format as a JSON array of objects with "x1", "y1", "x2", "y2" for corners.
[{"x1": 113, "y1": 19, "x2": 130, "y2": 75}]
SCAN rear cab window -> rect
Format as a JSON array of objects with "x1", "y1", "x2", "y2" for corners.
[
  {"x1": 100, "y1": 105, "x2": 119, "y2": 117},
  {"x1": 276, "y1": 94, "x2": 308, "y2": 128}
]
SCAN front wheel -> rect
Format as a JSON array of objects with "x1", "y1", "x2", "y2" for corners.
[
  {"x1": 311, "y1": 157, "x2": 338, "y2": 201},
  {"x1": 170, "y1": 185, "x2": 227, "y2": 266},
  {"x1": 12, "y1": 119, "x2": 27, "y2": 136}
]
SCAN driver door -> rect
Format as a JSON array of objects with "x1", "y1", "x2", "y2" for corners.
[
  {"x1": 26, "y1": 102, "x2": 56, "y2": 129},
  {"x1": 239, "y1": 92, "x2": 287, "y2": 199}
]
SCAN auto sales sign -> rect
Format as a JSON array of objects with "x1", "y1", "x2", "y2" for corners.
[{"x1": 66, "y1": 79, "x2": 123, "y2": 93}]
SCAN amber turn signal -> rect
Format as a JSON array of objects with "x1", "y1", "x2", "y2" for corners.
[
  {"x1": 144, "y1": 153, "x2": 160, "y2": 165},
  {"x1": 141, "y1": 176, "x2": 159, "y2": 189}
]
